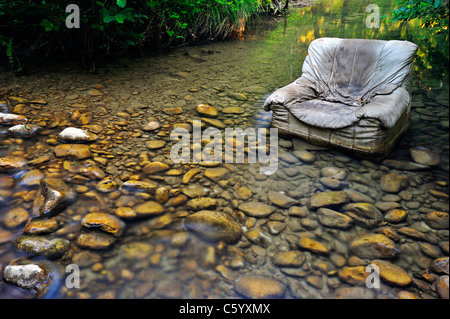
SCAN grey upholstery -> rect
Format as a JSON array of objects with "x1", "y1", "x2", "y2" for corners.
[{"x1": 264, "y1": 37, "x2": 418, "y2": 158}]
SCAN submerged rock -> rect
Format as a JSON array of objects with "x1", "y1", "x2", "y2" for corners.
[
  {"x1": 371, "y1": 259, "x2": 412, "y2": 287},
  {"x1": 186, "y1": 197, "x2": 217, "y2": 210},
  {"x1": 267, "y1": 191, "x2": 298, "y2": 208},
  {"x1": 204, "y1": 167, "x2": 230, "y2": 182},
  {"x1": 142, "y1": 162, "x2": 170, "y2": 174},
  {"x1": 338, "y1": 266, "x2": 368, "y2": 286},
  {"x1": 54, "y1": 144, "x2": 92, "y2": 160},
  {"x1": 342, "y1": 203, "x2": 383, "y2": 229},
  {"x1": 234, "y1": 275, "x2": 285, "y2": 299},
  {"x1": 238, "y1": 202, "x2": 275, "y2": 218},
  {"x1": 76, "y1": 231, "x2": 117, "y2": 250},
  {"x1": 23, "y1": 218, "x2": 59, "y2": 235},
  {"x1": 81, "y1": 212, "x2": 125, "y2": 237},
  {"x1": 146, "y1": 140, "x2": 166, "y2": 150},
  {"x1": 36, "y1": 178, "x2": 77, "y2": 217},
  {"x1": 350, "y1": 234, "x2": 398, "y2": 259},
  {"x1": 196, "y1": 104, "x2": 218, "y2": 117},
  {"x1": 382, "y1": 159, "x2": 429, "y2": 170},
  {"x1": 222, "y1": 107, "x2": 245, "y2": 114},
  {"x1": 425, "y1": 211, "x2": 449, "y2": 230},
  {"x1": 410, "y1": 146, "x2": 440, "y2": 166},
  {"x1": 436, "y1": 275, "x2": 449, "y2": 299},
  {"x1": 272, "y1": 251, "x2": 306, "y2": 268},
  {"x1": 14, "y1": 235, "x2": 70, "y2": 259},
  {"x1": 4, "y1": 207, "x2": 29, "y2": 228},
  {"x1": 0, "y1": 156, "x2": 27, "y2": 172},
  {"x1": 184, "y1": 210, "x2": 242, "y2": 244},
  {"x1": 122, "y1": 180, "x2": 158, "y2": 193},
  {"x1": 317, "y1": 208, "x2": 353, "y2": 230},
  {"x1": 309, "y1": 191, "x2": 350, "y2": 209},
  {"x1": 141, "y1": 118, "x2": 161, "y2": 131},
  {"x1": 96, "y1": 177, "x2": 119, "y2": 193},
  {"x1": 134, "y1": 201, "x2": 164, "y2": 216},
  {"x1": 380, "y1": 173, "x2": 408, "y2": 193},
  {"x1": 297, "y1": 237, "x2": 330, "y2": 255}
]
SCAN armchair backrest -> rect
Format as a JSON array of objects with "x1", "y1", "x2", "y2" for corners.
[{"x1": 301, "y1": 38, "x2": 418, "y2": 100}]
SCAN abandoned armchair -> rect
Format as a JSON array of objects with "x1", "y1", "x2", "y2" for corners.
[{"x1": 264, "y1": 37, "x2": 418, "y2": 159}]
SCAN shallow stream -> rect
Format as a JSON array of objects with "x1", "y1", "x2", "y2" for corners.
[{"x1": 0, "y1": 0, "x2": 448, "y2": 299}]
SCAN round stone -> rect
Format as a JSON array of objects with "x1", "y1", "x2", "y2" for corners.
[
  {"x1": 143, "y1": 162, "x2": 170, "y2": 174},
  {"x1": 371, "y1": 260, "x2": 412, "y2": 287},
  {"x1": 122, "y1": 180, "x2": 158, "y2": 193},
  {"x1": 195, "y1": 104, "x2": 218, "y2": 117},
  {"x1": 272, "y1": 251, "x2": 306, "y2": 268},
  {"x1": 141, "y1": 119, "x2": 160, "y2": 131},
  {"x1": 121, "y1": 242, "x2": 153, "y2": 259},
  {"x1": 380, "y1": 173, "x2": 409, "y2": 193},
  {"x1": 309, "y1": 191, "x2": 350, "y2": 209},
  {"x1": 222, "y1": 107, "x2": 245, "y2": 114},
  {"x1": 184, "y1": 210, "x2": 242, "y2": 244},
  {"x1": 204, "y1": 167, "x2": 230, "y2": 182},
  {"x1": 81, "y1": 212, "x2": 125, "y2": 237},
  {"x1": 76, "y1": 231, "x2": 116, "y2": 250},
  {"x1": 146, "y1": 140, "x2": 166, "y2": 149},
  {"x1": 317, "y1": 208, "x2": 353, "y2": 229},
  {"x1": 186, "y1": 197, "x2": 217, "y2": 210},
  {"x1": 23, "y1": 219, "x2": 59, "y2": 235},
  {"x1": 54, "y1": 144, "x2": 91, "y2": 160},
  {"x1": 228, "y1": 92, "x2": 248, "y2": 101},
  {"x1": 96, "y1": 178, "x2": 119, "y2": 193},
  {"x1": 385, "y1": 209, "x2": 408, "y2": 223},
  {"x1": 134, "y1": 201, "x2": 164, "y2": 216},
  {"x1": 410, "y1": 146, "x2": 440, "y2": 166},
  {"x1": 14, "y1": 235, "x2": 70, "y2": 259},
  {"x1": 430, "y1": 257, "x2": 449, "y2": 275},
  {"x1": 234, "y1": 275, "x2": 285, "y2": 299},
  {"x1": 297, "y1": 237, "x2": 329, "y2": 255},
  {"x1": 350, "y1": 234, "x2": 398, "y2": 259},
  {"x1": 4, "y1": 207, "x2": 29, "y2": 228},
  {"x1": 320, "y1": 167, "x2": 347, "y2": 180},
  {"x1": 292, "y1": 150, "x2": 315, "y2": 163},
  {"x1": 436, "y1": 275, "x2": 449, "y2": 299},
  {"x1": 425, "y1": 211, "x2": 449, "y2": 230},
  {"x1": 338, "y1": 266, "x2": 368, "y2": 286},
  {"x1": 58, "y1": 127, "x2": 97, "y2": 143},
  {"x1": 238, "y1": 202, "x2": 275, "y2": 218},
  {"x1": 267, "y1": 191, "x2": 298, "y2": 208},
  {"x1": 0, "y1": 156, "x2": 27, "y2": 172},
  {"x1": 342, "y1": 203, "x2": 383, "y2": 228},
  {"x1": 115, "y1": 207, "x2": 137, "y2": 219}
]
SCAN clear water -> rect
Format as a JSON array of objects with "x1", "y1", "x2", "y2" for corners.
[{"x1": 0, "y1": 0, "x2": 448, "y2": 299}]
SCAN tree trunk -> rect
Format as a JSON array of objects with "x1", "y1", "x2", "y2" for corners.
[{"x1": 284, "y1": 0, "x2": 289, "y2": 10}]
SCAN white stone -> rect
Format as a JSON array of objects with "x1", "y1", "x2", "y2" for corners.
[
  {"x1": 3, "y1": 264, "x2": 47, "y2": 289},
  {"x1": 58, "y1": 127, "x2": 97, "y2": 142}
]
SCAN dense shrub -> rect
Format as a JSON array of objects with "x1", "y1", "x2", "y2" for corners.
[
  {"x1": 0, "y1": 0, "x2": 271, "y2": 72},
  {"x1": 389, "y1": 0, "x2": 449, "y2": 46}
]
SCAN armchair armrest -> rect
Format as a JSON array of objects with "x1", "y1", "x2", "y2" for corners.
[
  {"x1": 355, "y1": 87, "x2": 410, "y2": 129},
  {"x1": 264, "y1": 76, "x2": 317, "y2": 111}
]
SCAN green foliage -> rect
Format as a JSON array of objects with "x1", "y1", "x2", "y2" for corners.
[
  {"x1": 389, "y1": 0, "x2": 449, "y2": 45},
  {"x1": 0, "y1": 0, "x2": 269, "y2": 68}
]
